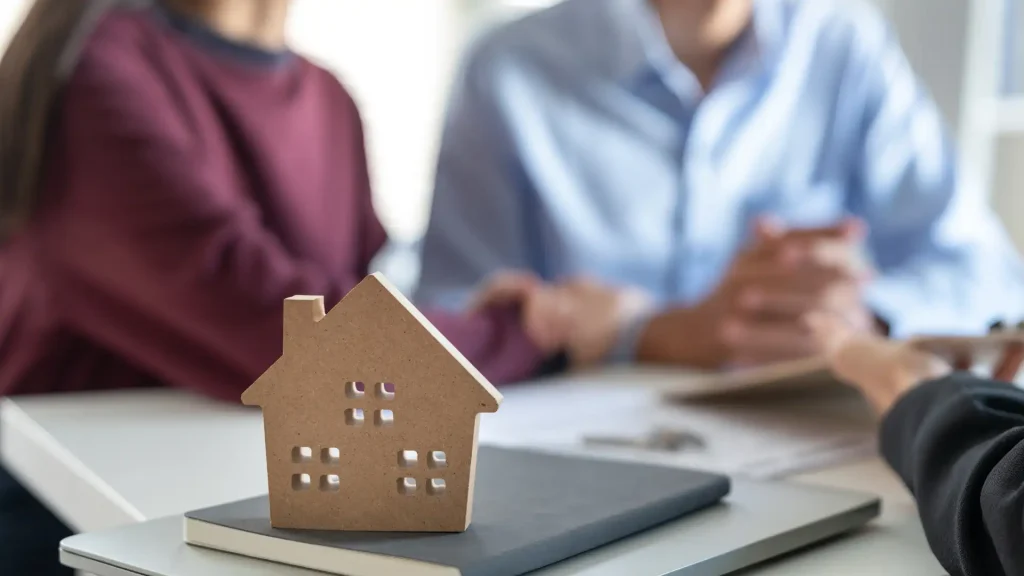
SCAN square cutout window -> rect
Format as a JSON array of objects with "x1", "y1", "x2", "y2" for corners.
[
  {"x1": 319, "y1": 474, "x2": 340, "y2": 492},
  {"x1": 345, "y1": 381, "x2": 365, "y2": 399},
  {"x1": 376, "y1": 382, "x2": 395, "y2": 400},
  {"x1": 397, "y1": 477, "x2": 417, "y2": 495},
  {"x1": 428, "y1": 478, "x2": 446, "y2": 495},
  {"x1": 345, "y1": 408, "x2": 364, "y2": 426},
  {"x1": 291, "y1": 446, "x2": 312, "y2": 463},
  {"x1": 321, "y1": 447, "x2": 340, "y2": 465},
  {"x1": 429, "y1": 451, "x2": 447, "y2": 468},
  {"x1": 398, "y1": 450, "x2": 418, "y2": 467},
  {"x1": 291, "y1": 473, "x2": 310, "y2": 491},
  {"x1": 375, "y1": 409, "x2": 394, "y2": 427}
]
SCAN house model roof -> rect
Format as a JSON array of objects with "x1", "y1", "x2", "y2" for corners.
[{"x1": 241, "y1": 272, "x2": 503, "y2": 410}]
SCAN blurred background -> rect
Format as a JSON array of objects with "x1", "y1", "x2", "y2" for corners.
[{"x1": 2, "y1": 0, "x2": 1019, "y2": 292}]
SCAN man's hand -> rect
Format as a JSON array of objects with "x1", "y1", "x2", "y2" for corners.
[{"x1": 638, "y1": 217, "x2": 877, "y2": 369}]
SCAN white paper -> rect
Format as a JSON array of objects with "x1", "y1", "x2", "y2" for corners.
[{"x1": 480, "y1": 371, "x2": 879, "y2": 479}]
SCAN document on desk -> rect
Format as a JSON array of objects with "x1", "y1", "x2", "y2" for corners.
[
  {"x1": 480, "y1": 371, "x2": 879, "y2": 479},
  {"x1": 623, "y1": 360, "x2": 838, "y2": 400}
]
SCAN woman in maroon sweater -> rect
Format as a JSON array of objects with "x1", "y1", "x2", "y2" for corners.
[
  {"x1": 0, "y1": 0, "x2": 555, "y2": 401},
  {"x1": 0, "y1": 0, "x2": 604, "y2": 572}
]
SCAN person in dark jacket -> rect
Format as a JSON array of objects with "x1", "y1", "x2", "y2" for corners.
[{"x1": 810, "y1": 313, "x2": 1024, "y2": 576}]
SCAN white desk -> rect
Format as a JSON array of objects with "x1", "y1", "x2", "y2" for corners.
[{"x1": 0, "y1": 371, "x2": 943, "y2": 574}]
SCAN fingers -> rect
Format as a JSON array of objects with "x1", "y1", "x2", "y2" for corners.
[
  {"x1": 726, "y1": 240, "x2": 869, "y2": 324},
  {"x1": 746, "y1": 217, "x2": 868, "y2": 270},
  {"x1": 507, "y1": 278, "x2": 645, "y2": 359},
  {"x1": 471, "y1": 272, "x2": 577, "y2": 354},
  {"x1": 736, "y1": 281, "x2": 864, "y2": 320},
  {"x1": 804, "y1": 311, "x2": 856, "y2": 357},
  {"x1": 994, "y1": 342, "x2": 1024, "y2": 382},
  {"x1": 469, "y1": 271, "x2": 542, "y2": 312},
  {"x1": 521, "y1": 288, "x2": 573, "y2": 353},
  {"x1": 755, "y1": 216, "x2": 866, "y2": 246},
  {"x1": 749, "y1": 215, "x2": 862, "y2": 245},
  {"x1": 728, "y1": 263, "x2": 863, "y2": 307},
  {"x1": 793, "y1": 217, "x2": 865, "y2": 242},
  {"x1": 752, "y1": 216, "x2": 785, "y2": 243},
  {"x1": 734, "y1": 228, "x2": 871, "y2": 279},
  {"x1": 721, "y1": 318, "x2": 820, "y2": 366},
  {"x1": 716, "y1": 218, "x2": 875, "y2": 368}
]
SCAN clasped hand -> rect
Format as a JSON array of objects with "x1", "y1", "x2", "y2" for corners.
[
  {"x1": 472, "y1": 216, "x2": 878, "y2": 370},
  {"x1": 636, "y1": 217, "x2": 877, "y2": 368}
]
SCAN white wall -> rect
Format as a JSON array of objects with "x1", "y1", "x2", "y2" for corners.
[
  {"x1": 994, "y1": 137, "x2": 1024, "y2": 249},
  {"x1": 885, "y1": 0, "x2": 967, "y2": 132},
  {"x1": 0, "y1": 0, "x2": 28, "y2": 48},
  {"x1": 286, "y1": 0, "x2": 462, "y2": 243}
]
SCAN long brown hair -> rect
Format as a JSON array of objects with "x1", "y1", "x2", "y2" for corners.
[{"x1": 0, "y1": 0, "x2": 135, "y2": 242}]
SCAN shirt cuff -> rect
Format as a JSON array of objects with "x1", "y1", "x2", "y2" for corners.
[
  {"x1": 863, "y1": 276, "x2": 983, "y2": 339},
  {"x1": 606, "y1": 307, "x2": 658, "y2": 365},
  {"x1": 863, "y1": 278, "x2": 910, "y2": 339}
]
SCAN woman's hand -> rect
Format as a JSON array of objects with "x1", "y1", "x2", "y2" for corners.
[
  {"x1": 472, "y1": 272, "x2": 653, "y2": 368},
  {"x1": 545, "y1": 278, "x2": 653, "y2": 367},
  {"x1": 807, "y1": 313, "x2": 1024, "y2": 414},
  {"x1": 806, "y1": 312, "x2": 952, "y2": 414},
  {"x1": 469, "y1": 271, "x2": 569, "y2": 354}
]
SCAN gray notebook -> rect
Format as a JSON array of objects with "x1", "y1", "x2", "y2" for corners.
[{"x1": 185, "y1": 446, "x2": 730, "y2": 576}]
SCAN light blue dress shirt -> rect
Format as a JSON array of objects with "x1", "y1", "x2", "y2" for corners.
[{"x1": 418, "y1": 0, "x2": 1024, "y2": 351}]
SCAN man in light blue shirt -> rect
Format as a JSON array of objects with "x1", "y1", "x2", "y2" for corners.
[{"x1": 419, "y1": 0, "x2": 1024, "y2": 367}]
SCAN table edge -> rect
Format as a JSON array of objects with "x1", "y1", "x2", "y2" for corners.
[{"x1": 1, "y1": 398, "x2": 144, "y2": 531}]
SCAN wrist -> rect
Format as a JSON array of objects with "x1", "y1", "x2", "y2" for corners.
[
  {"x1": 870, "y1": 348, "x2": 952, "y2": 414},
  {"x1": 636, "y1": 306, "x2": 727, "y2": 369},
  {"x1": 607, "y1": 308, "x2": 658, "y2": 364}
]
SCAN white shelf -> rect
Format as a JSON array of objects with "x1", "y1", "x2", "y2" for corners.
[{"x1": 997, "y1": 97, "x2": 1024, "y2": 134}]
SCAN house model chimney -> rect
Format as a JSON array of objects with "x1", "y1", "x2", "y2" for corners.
[{"x1": 282, "y1": 295, "x2": 326, "y2": 354}]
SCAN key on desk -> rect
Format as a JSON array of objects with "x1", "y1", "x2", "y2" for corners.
[{"x1": 583, "y1": 427, "x2": 706, "y2": 453}]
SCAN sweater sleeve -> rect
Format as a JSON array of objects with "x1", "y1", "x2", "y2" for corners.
[
  {"x1": 880, "y1": 373, "x2": 1024, "y2": 576},
  {"x1": 40, "y1": 46, "x2": 542, "y2": 401}
]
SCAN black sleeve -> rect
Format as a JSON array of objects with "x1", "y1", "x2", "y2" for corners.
[{"x1": 880, "y1": 373, "x2": 1024, "y2": 576}]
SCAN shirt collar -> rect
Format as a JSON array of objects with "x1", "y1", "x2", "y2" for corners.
[
  {"x1": 609, "y1": 0, "x2": 782, "y2": 91},
  {"x1": 152, "y1": 0, "x2": 295, "y2": 68}
]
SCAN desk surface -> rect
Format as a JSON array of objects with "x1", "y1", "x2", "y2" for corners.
[
  {"x1": 0, "y1": 369, "x2": 941, "y2": 574},
  {"x1": 58, "y1": 506, "x2": 944, "y2": 576}
]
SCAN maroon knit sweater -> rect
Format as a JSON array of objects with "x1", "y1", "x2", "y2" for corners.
[{"x1": 0, "y1": 6, "x2": 541, "y2": 401}]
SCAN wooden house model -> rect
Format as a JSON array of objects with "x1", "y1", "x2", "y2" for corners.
[{"x1": 241, "y1": 273, "x2": 503, "y2": 532}]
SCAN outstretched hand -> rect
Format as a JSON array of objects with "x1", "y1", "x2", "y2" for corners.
[
  {"x1": 806, "y1": 312, "x2": 951, "y2": 413},
  {"x1": 807, "y1": 313, "x2": 1024, "y2": 414}
]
